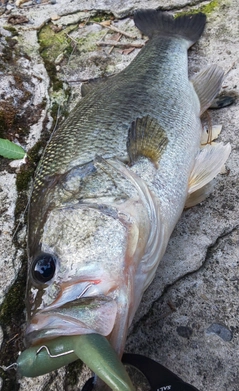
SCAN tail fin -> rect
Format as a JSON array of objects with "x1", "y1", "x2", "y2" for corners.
[{"x1": 134, "y1": 9, "x2": 206, "y2": 46}]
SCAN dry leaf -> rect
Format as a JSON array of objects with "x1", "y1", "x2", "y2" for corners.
[
  {"x1": 100, "y1": 20, "x2": 111, "y2": 27},
  {"x1": 51, "y1": 14, "x2": 61, "y2": 21},
  {"x1": 16, "y1": 0, "x2": 29, "y2": 7},
  {"x1": 8, "y1": 14, "x2": 29, "y2": 25},
  {"x1": 122, "y1": 48, "x2": 135, "y2": 55}
]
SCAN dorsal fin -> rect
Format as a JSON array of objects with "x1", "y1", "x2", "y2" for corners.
[{"x1": 127, "y1": 116, "x2": 168, "y2": 166}]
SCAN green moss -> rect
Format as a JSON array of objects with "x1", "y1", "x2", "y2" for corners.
[
  {"x1": 38, "y1": 23, "x2": 77, "y2": 63},
  {"x1": 0, "y1": 259, "x2": 27, "y2": 390},
  {"x1": 44, "y1": 58, "x2": 64, "y2": 91},
  {"x1": 0, "y1": 111, "x2": 7, "y2": 139},
  {"x1": 5, "y1": 36, "x2": 18, "y2": 48},
  {"x1": 200, "y1": 0, "x2": 219, "y2": 14},
  {"x1": 90, "y1": 12, "x2": 114, "y2": 23},
  {"x1": 16, "y1": 167, "x2": 33, "y2": 192},
  {"x1": 3, "y1": 26, "x2": 19, "y2": 36},
  {"x1": 2, "y1": 45, "x2": 13, "y2": 62},
  {"x1": 0, "y1": 262, "x2": 26, "y2": 326},
  {"x1": 38, "y1": 23, "x2": 76, "y2": 93},
  {"x1": 175, "y1": 0, "x2": 219, "y2": 16},
  {"x1": 28, "y1": 139, "x2": 45, "y2": 162},
  {"x1": 15, "y1": 140, "x2": 45, "y2": 219}
]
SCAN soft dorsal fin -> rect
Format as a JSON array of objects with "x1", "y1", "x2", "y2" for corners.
[
  {"x1": 191, "y1": 65, "x2": 224, "y2": 115},
  {"x1": 127, "y1": 116, "x2": 168, "y2": 166},
  {"x1": 185, "y1": 142, "x2": 231, "y2": 208}
]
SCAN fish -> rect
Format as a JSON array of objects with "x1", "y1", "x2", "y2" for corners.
[{"x1": 24, "y1": 8, "x2": 231, "y2": 389}]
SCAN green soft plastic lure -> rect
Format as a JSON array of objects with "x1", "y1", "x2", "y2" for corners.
[{"x1": 16, "y1": 334, "x2": 134, "y2": 391}]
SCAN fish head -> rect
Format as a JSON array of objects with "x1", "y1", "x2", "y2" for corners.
[
  {"x1": 26, "y1": 204, "x2": 125, "y2": 346},
  {"x1": 26, "y1": 193, "x2": 150, "y2": 354}
]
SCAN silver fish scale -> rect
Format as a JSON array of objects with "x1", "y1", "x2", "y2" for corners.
[
  {"x1": 29, "y1": 35, "x2": 200, "y2": 262},
  {"x1": 34, "y1": 37, "x2": 192, "y2": 184}
]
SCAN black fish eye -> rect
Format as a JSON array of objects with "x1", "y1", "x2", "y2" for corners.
[{"x1": 32, "y1": 253, "x2": 56, "y2": 284}]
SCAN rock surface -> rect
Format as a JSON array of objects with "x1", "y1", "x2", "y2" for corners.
[{"x1": 0, "y1": 1, "x2": 238, "y2": 390}]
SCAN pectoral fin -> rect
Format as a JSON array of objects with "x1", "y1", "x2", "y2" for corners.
[
  {"x1": 127, "y1": 116, "x2": 168, "y2": 166},
  {"x1": 191, "y1": 65, "x2": 224, "y2": 115},
  {"x1": 185, "y1": 142, "x2": 231, "y2": 208}
]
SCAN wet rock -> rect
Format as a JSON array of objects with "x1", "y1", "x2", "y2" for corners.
[
  {"x1": 177, "y1": 326, "x2": 193, "y2": 339},
  {"x1": 207, "y1": 323, "x2": 233, "y2": 342}
]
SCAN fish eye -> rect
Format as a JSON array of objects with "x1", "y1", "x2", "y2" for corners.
[{"x1": 32, "y1": 253, "x2": 56, "y2": 284}]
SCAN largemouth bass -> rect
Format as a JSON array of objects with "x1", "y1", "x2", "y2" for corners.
[{"x1": 24, "y1": 8, "x2": 230, "y2": 389}]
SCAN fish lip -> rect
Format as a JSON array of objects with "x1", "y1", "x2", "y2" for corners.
[
  {"x1": 25, "y1": 294, "x2": 118, "y2": 347},
  {"x1": 25, "y1": 313, "x2": 96, "y2": 347}
]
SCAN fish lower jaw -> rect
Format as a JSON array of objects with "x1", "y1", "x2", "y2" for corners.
[
  {"x1": 25, "y1": 316, "x2": 99, "y2": 347},
  {"x1": 25, "y1": 295, "x2": 118, "y2": 347}
]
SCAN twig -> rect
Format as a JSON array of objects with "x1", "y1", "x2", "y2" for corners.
[
  {"x1": 97, "y1": 40, "x2": 144, "y2": 48},
  {"x1": 109, "y1": 33, "x2": 122, "y2": 54},
  {"x1": 97, "y1": 22, "x2": 137, "y2": 39},
  {"x1": 224, "y1": 61, "x2": 236, "y2": 77},
  {"x1": 66, "y1": 33, "x2": 78, "y2": 45}
]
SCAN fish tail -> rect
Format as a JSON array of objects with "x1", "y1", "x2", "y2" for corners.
[{"x1": 134, "y1": 9, "x2": 206, "y2": 47}]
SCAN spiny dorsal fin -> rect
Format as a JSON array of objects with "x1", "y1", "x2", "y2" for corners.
[
  {"x1": 127, "y1": 116, "x2": 168, "y2": 166},
  {"x1": 185, "y1": 142, "x2": 231, "y2": 208},
  {"x1": 191, "y1": 65, "x2": 224, "y2": 115},
  {"x1": 134, "y1": 9, "x2": 206, "y2": 47}
]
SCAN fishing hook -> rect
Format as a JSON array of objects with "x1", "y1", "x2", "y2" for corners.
[
  {"x1": 0, "y1": 362, "x2": 18, "y2": 371},
  {"x1": 36, "y1": 345, "x2": 74, "y2": 358},
  {"x1": 76, "y1": 282, "x2": 94, "y2": 299}
]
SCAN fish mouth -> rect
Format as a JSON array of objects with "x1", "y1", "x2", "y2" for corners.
[{"x1": 25, "y1": 294, "x2": 117, "y2": 346}]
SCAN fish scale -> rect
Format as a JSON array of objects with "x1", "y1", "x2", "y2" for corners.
[{"x1": 34, "y1": 39, "x2": 188, "y2": 184}]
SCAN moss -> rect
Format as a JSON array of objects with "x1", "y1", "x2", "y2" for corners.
[
  {"x1": 64, "y1": 44, "x2": 74, "y2": 56},
  {"x1": 16, "y1": 140, "x2": 45, "y2": 193},
  {"x1": 2, "y1": 45, "x2": 13, "y2": 62},
  {"x1": 0, "y1": 111, "x2": 8, "y2": 139},
  {"x1": 90, "y1": 12, "x2": 114, "y2": 23},
  {"x1": 15, "y1": 140, "x2": 45, "y2": 220},
  {"x1": 38, "y1": 23, "x2": 77, "y2": 93},
  {"x1": 28, "y1": 139, "x2": 45, "y2": 162},
  {"x1": 175, "y1": 0, "x2": 219, "y2": 16},
  {"x1": 5, "y1": 36, "x2": 18, "y2": 48},
  {"x1": 0, "y1": 262, "x2": 26, "y2": 326},
  {"x1": 16, "y1": 166, "x2": 33, "y2": 192},
  {"x1": 3, "y1": 25, "x2": 19, "y2": 36},
  {"x1": 44, "y1": 58, "x2": 64, "y2": 91},
  {"x1": 38, "y1": 23, "x2": 77, "y2": 63},
  {"x1": 0, "y1": 258, "x2": 27, "y2": 391},
  {"x1": 200, "y1": 0, "x2": 219, "y2": 14}
]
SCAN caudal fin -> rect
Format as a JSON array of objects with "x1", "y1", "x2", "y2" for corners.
[{"x1": 134, "y1": 9, "x2": 206, "y2": 47}]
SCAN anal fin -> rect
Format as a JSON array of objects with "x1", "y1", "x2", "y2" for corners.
[
  {"x1": 127, "y1": 116, "x2": 168, "y2": 166},
  {"x1": 191, "y1": 65, "x2": 224, "y2": 115},
  {"x1": 185, "y1": 142, "x2": 231, "y2": 208}
]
